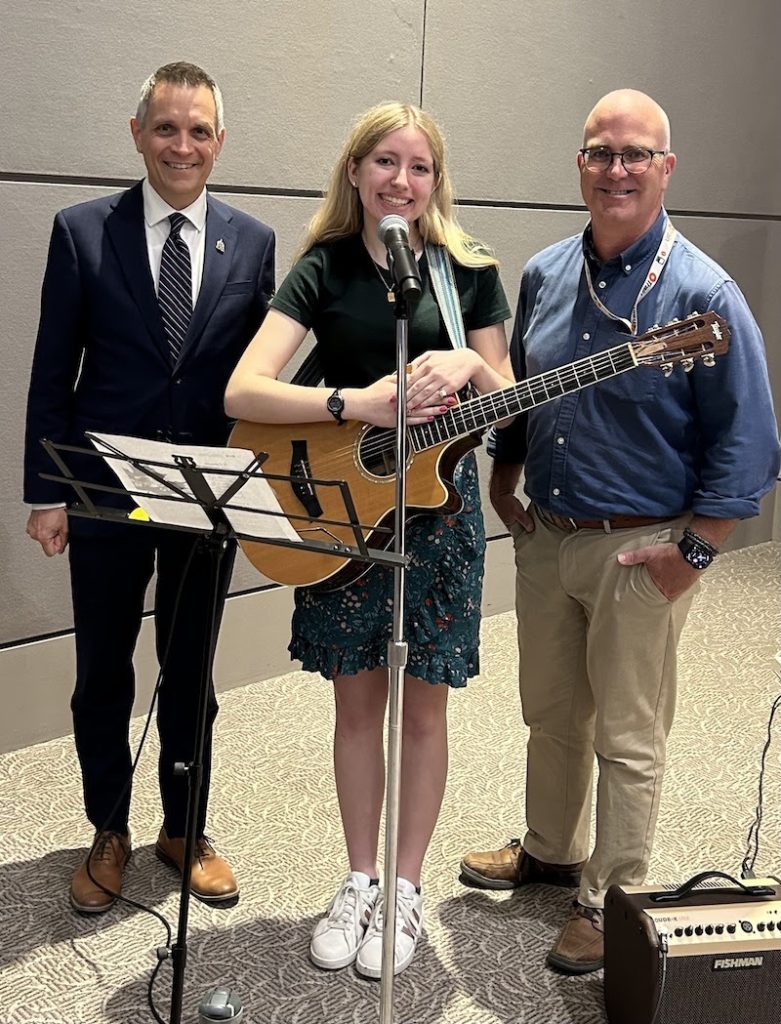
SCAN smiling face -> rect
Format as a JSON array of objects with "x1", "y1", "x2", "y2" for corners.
[
  {"x1": 130, "y1": 82, "x2": 224, "y2": 209},
  {"x1": 578, "y1": 90, "x2": 676, "y2": 260},
  {"x1": 348, "y1": 124, "x2": 437, "y2": 247}
]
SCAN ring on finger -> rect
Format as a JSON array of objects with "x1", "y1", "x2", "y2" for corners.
[{"x1": 437, "y1": 387, "x2": 447, "y2": 400}]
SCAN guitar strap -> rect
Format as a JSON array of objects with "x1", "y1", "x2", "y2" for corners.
[{"x1": 425, "y1": 243, "x2": 467, "y2": 350}]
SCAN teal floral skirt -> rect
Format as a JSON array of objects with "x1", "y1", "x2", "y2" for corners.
[{"x1": 289, "y1": 453, "x2": 485, "y2": 687}]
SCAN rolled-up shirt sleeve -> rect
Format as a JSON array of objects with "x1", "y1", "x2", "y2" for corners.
[{"x1": 688, "y1": 279, "x2": 780, "y2": 518}]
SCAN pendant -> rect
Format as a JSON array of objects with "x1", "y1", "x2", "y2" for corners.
[{"x1": 387, "y1": 290, "x2": 395, "y2": 303}]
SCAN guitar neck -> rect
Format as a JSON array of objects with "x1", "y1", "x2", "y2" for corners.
[{"x1": 410, "y1": 340, "x2": 638, "y2": 452}]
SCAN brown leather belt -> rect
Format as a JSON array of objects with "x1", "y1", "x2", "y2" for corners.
[{"x1": 534, "y1": 504, "x2": 679, "y2": 534}]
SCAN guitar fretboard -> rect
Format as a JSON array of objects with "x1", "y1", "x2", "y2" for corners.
[{"x1": 410, "y1": 341, "x2": 637, "y2": 452}]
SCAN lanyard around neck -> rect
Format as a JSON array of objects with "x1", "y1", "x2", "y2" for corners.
[{"x1": 584, "y1": 217, "x2": 677, "y2": 335}]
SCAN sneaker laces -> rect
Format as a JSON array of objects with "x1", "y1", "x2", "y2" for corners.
[
  {"x1": 324, "y1": 880, "x2": 364, "y2": 934},
  {"x1": 369, "y1": 890, "x2": 420, "y2": 941}
]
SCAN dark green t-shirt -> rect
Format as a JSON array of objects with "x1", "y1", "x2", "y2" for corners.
[{"x1": 271, "y1": 234, "x2": 510, "y2": 389}]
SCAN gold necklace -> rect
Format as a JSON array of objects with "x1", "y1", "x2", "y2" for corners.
[
  {"x1": 369, "y1": 255, "x2": 396, "y2": 304},
  {"x1": 363, "y1": 236, "x2": 422, "y2": 303}
]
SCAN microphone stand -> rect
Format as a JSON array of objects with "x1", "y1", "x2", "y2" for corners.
[{"x1": 380, "y1": 271, "x2": 420, "y2": 1024}]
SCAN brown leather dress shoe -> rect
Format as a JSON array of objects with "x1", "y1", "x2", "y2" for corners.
[
  {"x1": 155, "y1": 827, "x2": 239, "y2": 903},
  {"x1": 70, "y1": 830, "x2": 131, "y2": 914},
  {"x1": 546, "y1": 901, "x2": 605, "y2": 974},
  {"x1": 460, "y1": 838, "x2": 585, "y2": 890}
]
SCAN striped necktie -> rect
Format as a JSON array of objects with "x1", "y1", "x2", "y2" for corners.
[{"x1": 158, "y1": 212, "x2": 193, "y2": 362}]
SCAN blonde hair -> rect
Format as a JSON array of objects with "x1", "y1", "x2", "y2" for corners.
[{"x1": 296, "y1": 102, "x2": 497, "y2": 268}]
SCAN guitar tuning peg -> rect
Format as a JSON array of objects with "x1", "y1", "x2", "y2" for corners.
[
  {"x1": 702, "y1": 354, "x2": 716, "y2": 367},
  {"x1": 669, "y1": 317, "x2": 680, "y2": 324},
  {"x1": 681, "y1": 358, "x2": 695, "y2": 372},
  {"x1": 689, "y1": 310, "x2": 700, "y2": 317},
  {"x1": 651, "y1": 323, "x2": 661, "y2": 331},
  {"x1": 661, "y1": 362, "x2": 674, "y2": 377}
]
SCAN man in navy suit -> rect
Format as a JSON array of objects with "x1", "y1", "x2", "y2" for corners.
[{"x1": 23, "y1": 62, "x2": 275, "y2": 913}]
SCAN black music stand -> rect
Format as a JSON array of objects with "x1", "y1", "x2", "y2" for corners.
[{"x1": 39, "y1": 433, "x2": 406, "y2": 1024}]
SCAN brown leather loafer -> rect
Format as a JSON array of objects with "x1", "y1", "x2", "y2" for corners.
[
  {"x1": 155, "y1": 827, "x2": 239, "y2": 904},
  {"x1": 70, "y1": 830, "x2": 131, "y2": 914},
  {"x1": 460, "y1": 838, "x2": 585, "y2": 890},
  {"x1": 546, "y1": 901, "x2": 604, "y2": 974}
]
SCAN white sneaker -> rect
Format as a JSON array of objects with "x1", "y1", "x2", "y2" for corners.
[
  {"x1": 355, "y1": 878, "x2": 424, "y2": 978},
  {"x1": 309, "y1": 872, "x2": 380, "y2": 970}
]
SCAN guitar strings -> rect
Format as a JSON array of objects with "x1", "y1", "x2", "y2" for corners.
[{"x1": 279, "y1": 327, "x2": 709, "y2": 472}]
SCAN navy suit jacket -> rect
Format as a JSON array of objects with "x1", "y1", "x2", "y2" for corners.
[{"x1": 24, "y1": 181, "x2": 275, "y2": 524}]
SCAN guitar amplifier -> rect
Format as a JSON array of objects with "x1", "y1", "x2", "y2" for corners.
[{"x1": 604, "y1": 875, "x2": 781, "y2": 1024}]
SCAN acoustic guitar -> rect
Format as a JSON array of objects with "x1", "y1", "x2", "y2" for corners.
[{"x1": 229, "y1": 311, "x2": 729, "y2": 590}]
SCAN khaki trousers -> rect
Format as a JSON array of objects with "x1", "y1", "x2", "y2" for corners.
[{"x1": 512, "y1": 508, "x2": 696, "y2": 907}]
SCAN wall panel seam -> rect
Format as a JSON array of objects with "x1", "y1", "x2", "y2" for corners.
[{"x1": 2, "y1": 174, "x2": 779, "y2": 223}]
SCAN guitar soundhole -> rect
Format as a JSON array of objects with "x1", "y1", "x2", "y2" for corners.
[{"x1": 357, "y1": 426, "x2": 406, "y2": 479}]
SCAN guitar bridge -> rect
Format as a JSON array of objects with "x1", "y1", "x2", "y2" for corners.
[{"x1": 290, "y1": 440, "x2": 323, "y2": 518}]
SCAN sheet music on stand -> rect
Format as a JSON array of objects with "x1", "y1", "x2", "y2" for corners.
[{"x1": 88, "y1": 431, "x2": 302, "y2": 543}]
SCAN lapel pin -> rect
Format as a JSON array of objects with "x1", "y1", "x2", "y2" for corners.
[{"x1": 215, "y1": 239, "x2": 225, "y2": 253}]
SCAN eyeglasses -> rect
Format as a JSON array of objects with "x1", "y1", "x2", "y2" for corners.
[{"x1": 579, "y1": 146, "x2": 667, "y2": 174}]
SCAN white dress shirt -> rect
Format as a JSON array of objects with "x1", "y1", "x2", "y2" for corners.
[{"x1": 142, "y1": 178, "x2": 207, "y2": 305}]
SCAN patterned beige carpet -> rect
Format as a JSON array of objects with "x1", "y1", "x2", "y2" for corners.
[{"x1": 1, "y1": 543, "x2": 779, "y2": 1024}]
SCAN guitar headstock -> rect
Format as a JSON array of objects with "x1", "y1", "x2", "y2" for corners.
[{"x1": 633, "y1": 311, "x2": 730, "y2": 376}]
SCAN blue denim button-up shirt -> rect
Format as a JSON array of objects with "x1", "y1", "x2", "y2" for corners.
[{"x1": 490, "y1": 210, "x2": 780, "y2": 519}]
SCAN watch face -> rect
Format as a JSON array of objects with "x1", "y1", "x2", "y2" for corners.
[
  {"x1": 688, "y1": 548, "x2": 712, "y2": 569},
  {"x1": 679, "y1": 537, "x2": 713, "y2": 570},
  {"x1": 327, "y1": 390, "x2": 344, "y2": 420}
]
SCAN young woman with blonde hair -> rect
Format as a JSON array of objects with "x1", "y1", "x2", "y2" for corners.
[{"x1": 226, "y1": 101, "x2": 512, "y2": 977}]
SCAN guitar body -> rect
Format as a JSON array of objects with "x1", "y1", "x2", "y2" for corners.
[{"x1": 228, "y1": 418, "x2": 481, "y2": 590}]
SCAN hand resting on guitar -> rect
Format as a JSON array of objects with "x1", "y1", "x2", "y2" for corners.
[{"x1": 225, "y1": 311, "x2": 513, "y2": 429}]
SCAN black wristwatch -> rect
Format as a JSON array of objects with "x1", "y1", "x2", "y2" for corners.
[
  {"x1": 677, "y1": 527, "x2": 718, "y2": 571},
  {"x1": 326, "y1": 387, "x2": 345, "y2": 425}
]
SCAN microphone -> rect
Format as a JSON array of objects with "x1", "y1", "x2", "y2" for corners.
[{"x1": 377, "y1": 215, "x2": 423, "y2": 303}]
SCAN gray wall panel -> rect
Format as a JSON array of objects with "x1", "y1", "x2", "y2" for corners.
[
  {"x1": 1, "y1": 0, "x2": 424, "y2": 185},
  {"x1": 425, "y1": 0, "x2": 781, "y2": 215}
]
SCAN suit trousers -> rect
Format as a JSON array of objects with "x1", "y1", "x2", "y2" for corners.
[
  {"x1": 68, "y1": 526, "x2": 235, "y2": 837},
  {"x1": 512, "y1": 507, "x2": 696, "y2": 907}
]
